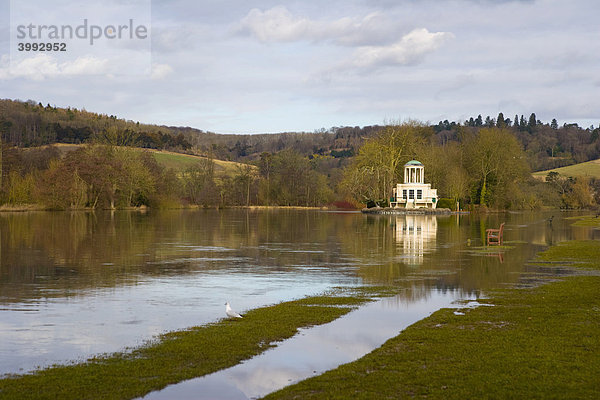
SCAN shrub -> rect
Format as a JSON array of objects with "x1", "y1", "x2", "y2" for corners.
[{"x1": 437, "y1": 198, "x2": 455, "y2": 210}]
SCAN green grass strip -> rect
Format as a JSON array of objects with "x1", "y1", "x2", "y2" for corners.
[
  {"x1": 266, "y1": 240, "x2": 600, "y2": 399},
  {"x1": 0, "y1": 294, "x2": 375, "y2": 400}
]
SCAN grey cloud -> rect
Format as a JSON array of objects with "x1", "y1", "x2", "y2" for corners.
[
  {"x1": 0, "y1": 0, "x2": 9, "y2": 53},
  {"x1": 1, "y1": 0, "x2": 598, "y2": 133},
  {"x1": 152, "y1": 24, "x2": 215, "y2": 53}
]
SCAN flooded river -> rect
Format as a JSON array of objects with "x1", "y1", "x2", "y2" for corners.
[{"x1": 0, "y1": 209, "x2": 597, "y2": 385}]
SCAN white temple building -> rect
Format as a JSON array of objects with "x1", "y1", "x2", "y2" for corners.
[{"x1": 390, "y1": 160, "x2": 438, "y2": 209}]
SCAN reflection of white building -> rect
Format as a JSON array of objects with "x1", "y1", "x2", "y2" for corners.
[
  {"x1": 394, "y1": 215, "x2": 437, "y2": 265},
  {"x1": 390, "y1": 160, "x2": 438, "y2": 209}
]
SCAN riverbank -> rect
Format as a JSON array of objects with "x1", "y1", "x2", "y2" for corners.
[
  {"x1": 0, "y1": 204, "x2": 342, "y2": 213},
  {"x1": 0, "y1": 289, "x2": 391, "y2": 400},
  {"x1": 0, "y1": 204, "x2": 150, "y2": 213},
  {"x1": 266, "y1": 240, "x2": 600, "y2": 399},
  {"x1": 0, "y1": 204, "x2": 47, "y2": 212},
  {"x1": 361, "y1": 207, "x2": 462, "y2": 215}
]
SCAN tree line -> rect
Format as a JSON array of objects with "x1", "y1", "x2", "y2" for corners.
[
  {"x1": 1, "y1": 127, "x2": 596, "y2": 210},
  {"x1": 0, "y1": 99, "x2": 193, "y2": 150},
  {"x1": 2, "y1": 99, "x2": 599, "y2": 174},
  {"x1": 342, "y1": 123, "x2": 598, "y2": 210},
  {"x1": 0, "y1": 145, "x2": 334, "y2": 209},
  {"x1": 437, "y1": 112, "x2": 600, "y2": 172}
]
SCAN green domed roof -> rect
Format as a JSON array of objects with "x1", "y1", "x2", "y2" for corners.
[{"x1": 405, "y1": 160, "x2": 423, "y2": 166}]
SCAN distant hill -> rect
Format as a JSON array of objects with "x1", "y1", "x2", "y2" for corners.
[
  {"x1": 2, "y1": 99, "x2": 599, "y2": 171},
  {"x1": 0, "y1": 98, "x2": 373, "y2": 163},
  {"x1": 532, "y1": 159, "x2": 600, "y2": 180},
  {"x1": 36, "y1": 143, "x2": 252, "y2": 177}
]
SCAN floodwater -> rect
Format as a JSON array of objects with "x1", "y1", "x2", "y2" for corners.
[
  {"x1": 0, "y1": 210, "x2": 597, "y2": 384},
  {"x1": 140, "y1": 291, "x2": 474, "y2": 400}
]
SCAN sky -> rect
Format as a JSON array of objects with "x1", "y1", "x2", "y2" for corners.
[{"x1": 0, "y1": 0, "x2": 599, "y2": 134}]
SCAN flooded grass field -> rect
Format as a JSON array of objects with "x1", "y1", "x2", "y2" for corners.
[{"x1": 0, "y1": 209, "x2": 598, "y2": 396}]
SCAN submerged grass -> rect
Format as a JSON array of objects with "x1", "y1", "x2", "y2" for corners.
[
  {"x1": 266, "y1": 240, "x2": 600, "y2": 399},
  {"x1": 467, "y1": 245, "x2": 516, "y2": 253},
  {"x1": 568, "y1": 216, "x2": 600, "y2": 227},
  {"x1": 534, "y1": 240, "x2": 600, "y2": 269},
  {"x1": 0, "y1": 294, "x2": 375, "y2": 400}
]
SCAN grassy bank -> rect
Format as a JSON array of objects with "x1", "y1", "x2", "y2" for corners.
[
  {"x1": 0, "y1": 293, "x2": 377, "y2": 400},
  {"x1": 0, "y1": 204, "x2": 47, "y2": 212},
  {"x1": 266, "y1": 240, "x2": 600, "y2": 399}
]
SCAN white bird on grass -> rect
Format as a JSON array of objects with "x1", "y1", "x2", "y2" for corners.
[{"x1": 225, "y1": 302, "x2": 243, "y2": 319}]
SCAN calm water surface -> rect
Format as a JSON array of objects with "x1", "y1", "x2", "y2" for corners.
[
  {"x1": 141, "y1": 291, "x2": 474, "y2": 400},
  {"x1": 0, "y1": 209, "x2": 597, "y2": 378}
]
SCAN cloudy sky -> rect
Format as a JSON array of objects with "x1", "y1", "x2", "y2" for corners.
[{"x1": 0, "y1": 0, "x2": 598, "y2": 133}]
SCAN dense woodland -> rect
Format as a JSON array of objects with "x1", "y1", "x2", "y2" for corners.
[{"x1": 0, "y1": 98, "x2": 598, "y2": 210}]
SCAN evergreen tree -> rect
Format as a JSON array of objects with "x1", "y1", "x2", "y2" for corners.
[
  {"x1": 519, "y1": 115, "x2": 527, "y2": 130},
  {"x1": 528, "y1": 113, "x2": 537, "y2": 128},
  {"x1": 514, "y1": 115, "x2": 520, "y2": 129},
  {"x1": 551, "y1": 118, "x2": 558, "y2": 129},
  {"x1": 475, "y1": 115, "x2": 483, "y2": 127},
  {"x1": 496, "y1": 112, "x2": 506, "y2": 128}
]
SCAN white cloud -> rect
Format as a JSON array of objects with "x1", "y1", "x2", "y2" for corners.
[
  {"x1": 151, "y1": 63, "x2": 174, "y2": 80},
  {"x1": 238, "y1": 6, "x2": 391, "y2": 45},
  {"x1": 60, "y1": 57, "x2": 110, "y2": 75},
  {"x1": 0, "y1": 54, "x2": 109, "y2": 80},
  {"x1": 351, "y1": 28, "x2": 454, "y2": 69}
]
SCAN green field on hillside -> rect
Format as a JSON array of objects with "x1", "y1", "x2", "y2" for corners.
[
  {"x1": 533, "y1": 158, "x2": 600, "y2": 179},
  {"x1": 45, "y1": 144, "x2": 252, "y2": 178},
  {"x1": 150, "y1": 151, "x2": 250, "y2": 177}
]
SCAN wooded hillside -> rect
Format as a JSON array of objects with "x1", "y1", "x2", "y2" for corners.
[
  {"x1": 1, "y1": 99, "x2": 599, "y2": 172},
  {"x1": 1, "y1": 99, "x2": 599, "y2": 210}
]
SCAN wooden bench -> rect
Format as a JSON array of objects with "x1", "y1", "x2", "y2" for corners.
[{"x1": 486, "y1": 222, "x2": 505, "y2": 246}]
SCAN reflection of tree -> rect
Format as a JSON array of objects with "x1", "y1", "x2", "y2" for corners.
[
  {"x1": 0, "y1": 210, "x2": 354, "y2": 303},
  {"x1": 1, "y1": 211, "x2": 155, "y2": 301},
  {"x1": 0, "y1": 210, "x2": 589, "y2": 307},
  {"x1": 381, "y1": 282, "x2": 478, "y2": 307},
  {"x1": 345, "y1": 214, "x2": 561, "y2": 300}
]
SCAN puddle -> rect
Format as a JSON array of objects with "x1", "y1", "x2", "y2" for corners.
[
  {"x1": 140, "y1": 289, "x2": 473, "y2": 400},
  {"x1": 451, "y1": 300, "x2": 494, "y2": 316}
]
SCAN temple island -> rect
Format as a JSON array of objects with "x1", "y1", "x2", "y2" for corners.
[{"x1": 362, "y1": 160, "x2": 463, "y2": 215}]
